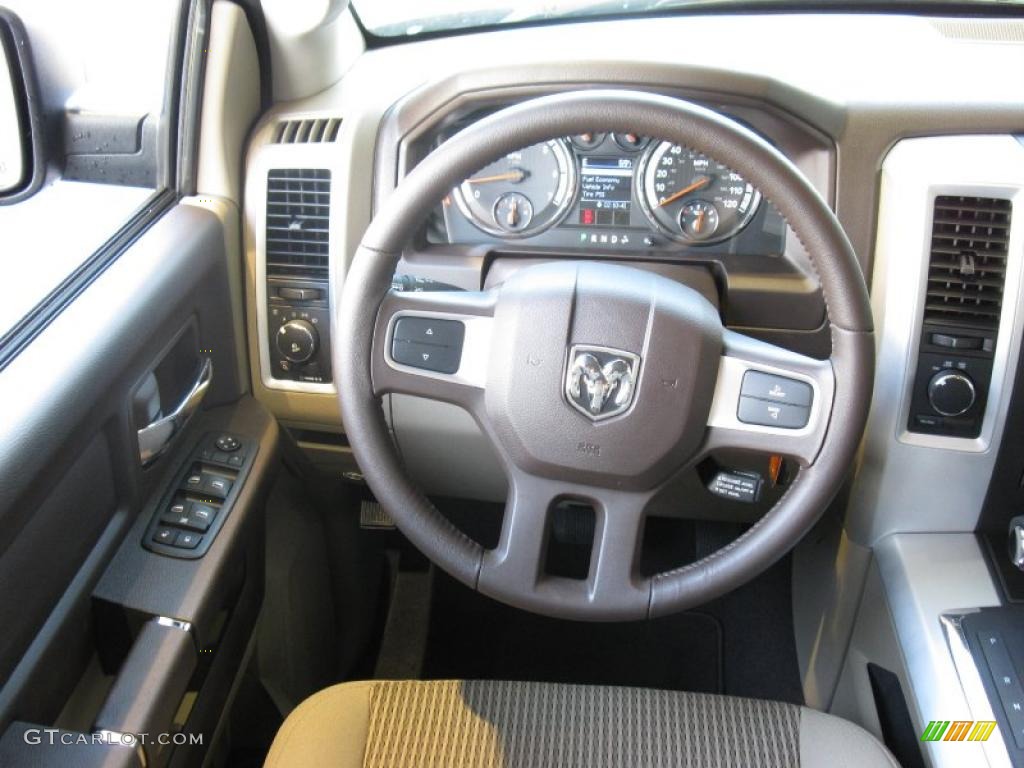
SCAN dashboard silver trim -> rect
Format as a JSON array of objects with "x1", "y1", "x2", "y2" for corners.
[
  {"x1": 884, "y1": 166, "x2": 1024, "y2": 454},
  {"x1": 876, "y1": 533, "x2": 1007, "y2": 768},
  {"x1": 848, "y1": 136, "x2": 1024, "y2": 543},
  {"x1": 244, "y1": 116, "x2": 348, "y2": 395}
]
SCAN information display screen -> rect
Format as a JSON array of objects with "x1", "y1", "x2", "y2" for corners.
[{"x1": 579, "y1": 156, "x2": 634, "y2": 227}]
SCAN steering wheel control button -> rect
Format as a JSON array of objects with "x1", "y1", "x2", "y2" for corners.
[
  {"x1": 707, "y1": 470, "x2": 763, "y2": 503},
  {"x1": 737, "y1": 396, "x2": 810, "y2": 429},
  {"x1": 393, "y1": 317, "x2": 466, "y2": 347},
  {"x1": 393, "y1": 342, "x2": 462, "y2": 374},
  {"x1": 215, "y1": 434, "x2": 241, "y2": 452},
  {"x1": 391, "y1": 317, "x2": 466, "y2": 375},
  {"x1": 740, "y1": 371, "x2": 813, "y2": 407}
]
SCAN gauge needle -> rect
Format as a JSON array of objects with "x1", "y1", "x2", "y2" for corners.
[
  {"x1": 659, "y1": 176, "x2": 711, "y2": 208},
  {"x1": 694, "y1": 208, "x2": 706, "y2": 233},
  {"x1": 507, "y1": 198, "x2": 518, "y2": 227},
  {"x1": 466, "y1": 169, "x2": 527, "y2": 184}
]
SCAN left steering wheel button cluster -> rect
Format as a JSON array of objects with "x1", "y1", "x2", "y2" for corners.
[
  {"x1": 391, "y1": 317, "x2": 466, "y2": 374},
  {"x1": 737, "y1": 371, "x2": 813, "y2": 429}
]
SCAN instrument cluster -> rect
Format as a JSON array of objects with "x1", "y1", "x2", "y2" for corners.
[{"x1": 436, "y1": 128, "x2": 784, "y2": 258}]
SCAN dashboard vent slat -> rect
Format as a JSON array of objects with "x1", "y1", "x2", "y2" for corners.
[
  {"x1": 924, "y1": 195, "x2": 1011, "y2": 330},
  {"x1": 274, "y1": 117, "x2": 342, "y2": 144},
  {"x1": 265, "y1": 169, "x2": 331, "y2": 280}
]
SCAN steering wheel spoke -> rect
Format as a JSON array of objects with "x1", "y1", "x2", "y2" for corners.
[
  {"x1": 370, "y1": 287, "x2": 496, "y2": 409},
  {"x1": 478, "y1": 470, "x2": 652, "y2": 621},
  {"x1": 704, "y1": 329, "x2": 835, "y2": 467}
]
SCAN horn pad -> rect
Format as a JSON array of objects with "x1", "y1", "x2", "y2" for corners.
[{"x1": 485, "y1": 261, "x2": 723, "y2": 490}]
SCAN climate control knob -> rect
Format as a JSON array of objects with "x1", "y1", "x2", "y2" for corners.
[
  {"x1": 928, "y1": 370, "x2": 976, "y2": 417},
  {"x1": 276, "y1": 319, "x2": 318, "y2": 364}
]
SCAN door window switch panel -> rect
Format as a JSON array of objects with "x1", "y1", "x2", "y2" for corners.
[{"x1": 144, "y1": 433, "x2": 257, "y2": 560}]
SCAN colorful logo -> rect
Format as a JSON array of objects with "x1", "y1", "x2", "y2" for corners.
[{"x1": 921, "y1": 720, "x2": 997, "y2": 742}]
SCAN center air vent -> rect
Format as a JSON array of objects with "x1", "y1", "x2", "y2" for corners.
[
  {"x1": 274, "y1": 118, "x2": 341, "y2": 144},
  {"x1": 925, "y1": 195, "x2": 1011, "y2": 330},
  {"x1": 265, "y1": 169, "x2": 330, "y2": 280}
]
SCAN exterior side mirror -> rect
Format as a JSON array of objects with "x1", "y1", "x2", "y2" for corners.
[{"x1": 0, "y1": 9, "x2": 44, "y2": 202}]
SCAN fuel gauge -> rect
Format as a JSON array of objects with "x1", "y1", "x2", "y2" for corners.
[
  {"x1": 679, "y1": 200, "x2": 720, "y2": 241},
  {"x1": 493, "y1": 192, "x2": 534, "y2": 233}
]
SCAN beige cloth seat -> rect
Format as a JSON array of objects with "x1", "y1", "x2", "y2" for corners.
[{"x1": 264, "y1": 679, "x2": 898, "y2": 767}]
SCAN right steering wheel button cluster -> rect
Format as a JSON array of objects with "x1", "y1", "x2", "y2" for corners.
[{"x1": 737, "y1": 370, "x2": 813, "y2": 429}]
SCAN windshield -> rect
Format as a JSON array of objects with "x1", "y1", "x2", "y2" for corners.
[{"x1": 355, "y1": 0, "x2": 1022, "y2": 37}]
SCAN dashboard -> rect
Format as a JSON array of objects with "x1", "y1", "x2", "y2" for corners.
[
  {"x1": 237, "y1": 13, "x2": 1024, "y2": 767},
  {"x1": 435, "y1": 125, "x2": 785, "y2": 259}
]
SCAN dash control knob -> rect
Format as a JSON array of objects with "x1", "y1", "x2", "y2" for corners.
[
  {"x1": 276, "y1": 319, "x2": 318, "y2": 364},
  {"x1": 928, "y1": 370, "x2": 976, "y2": 417}
]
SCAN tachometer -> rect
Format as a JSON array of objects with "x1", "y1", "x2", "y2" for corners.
[
  {"x1": 638, "y1": 142, "x2": 760, "y2": 244},
  {"x1": 453, "y1": 139, "x2": 577, "y2": 238}
]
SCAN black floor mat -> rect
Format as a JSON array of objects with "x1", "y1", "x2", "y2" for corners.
[
  {"x1": 420, "y1": 530, "x2": 804, "y2": 704},
  {"x1": 695, "y1": 525, "x2": 805, "y2": 705},
  {"x1": 422, "y1": 572, "x2": 723, "y2": 693}
]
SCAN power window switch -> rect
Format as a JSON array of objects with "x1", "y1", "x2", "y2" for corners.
[
  {"x1": 174, "y1": 531, "x2": 202, "y2": 550},
  {"x1": 202, "y1": 473, "x2": 233, "y2": 498},
  {"x1": 184, "y1": 471, "x2": 203, "y2": 489},
  {"x1": 188, "y1": 504, "x2": 216, "y2": 532},
  {"x1": 160, "y1": 500, "x2": 192, "y2": 528},
  {"x1": 152, "y1": 527, "x2": 177, "y2": 546}
]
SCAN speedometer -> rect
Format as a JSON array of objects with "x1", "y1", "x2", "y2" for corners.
[
  {"x1": 453, "y1": 139, "x2": 577, "y2": 238},
  {"x1": 638, "y1": 142, "x2": 760, "y2": 244}
]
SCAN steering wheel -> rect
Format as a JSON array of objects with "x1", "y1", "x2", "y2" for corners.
[{"x1": 336, "y1": 91, "x2": 873, "y2": 621}]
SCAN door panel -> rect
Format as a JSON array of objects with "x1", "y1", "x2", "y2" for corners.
[{"x1": 0, "y1": 204, "x2": 244, "y2": 728}]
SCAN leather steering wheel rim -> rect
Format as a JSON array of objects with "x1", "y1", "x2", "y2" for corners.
[{"x1": 336, "y1": 90, "x2": 874, "y2": 621}]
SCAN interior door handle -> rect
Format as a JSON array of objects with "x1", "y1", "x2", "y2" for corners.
[{"x1": 138, "y1": 357, "x2": 212, "y2": 466}]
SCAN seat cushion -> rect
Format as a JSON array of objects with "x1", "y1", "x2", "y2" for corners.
[{"x1": 264, "y1": 680, "x2": 897, "y2": 768}]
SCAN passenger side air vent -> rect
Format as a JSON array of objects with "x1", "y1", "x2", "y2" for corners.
[
  {"x1": 265, "y1": 169, "x2": 330, "y2": 280},
  {"x1": 925, "y1": 195, "x2": 1011, "y2": 330},
  {"x1": 274, "y1": 118, "x2": 342, "y2": 144}
]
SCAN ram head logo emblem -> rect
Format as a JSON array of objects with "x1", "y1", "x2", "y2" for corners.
[{"x1": 565, "y1": 346, "x2": 640, "y2": 421}]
